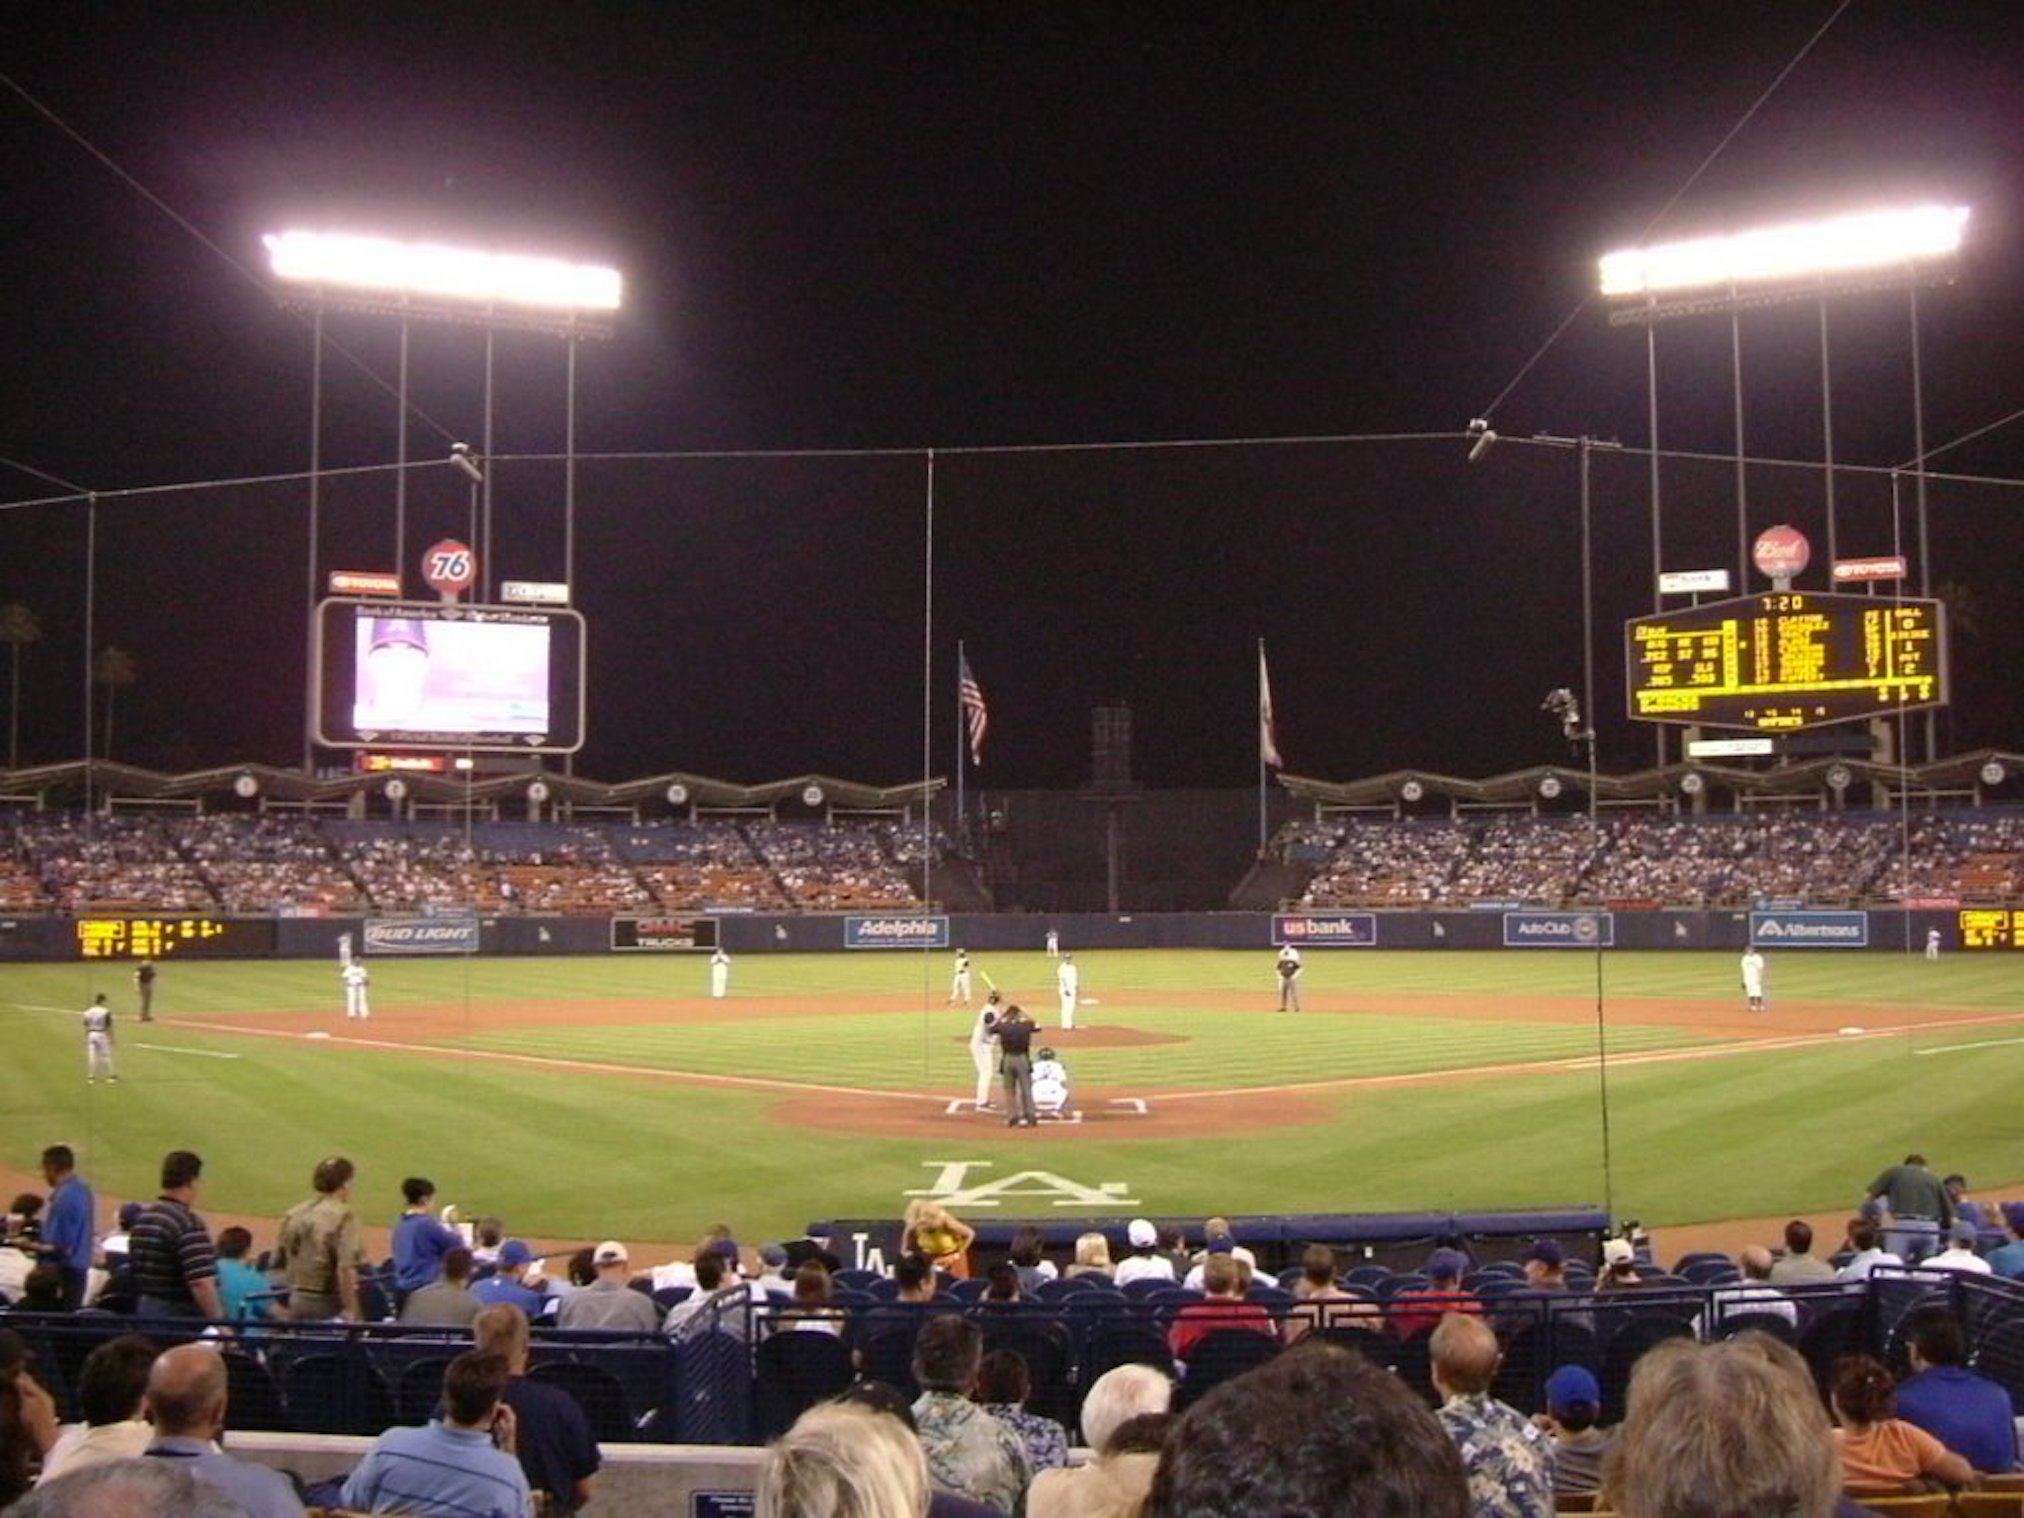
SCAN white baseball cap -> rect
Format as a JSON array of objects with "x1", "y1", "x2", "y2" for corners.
[
  {"x1": 593, "y1": 1240, "x2": 629, "y2": 1266},
  {"x1": 1127, "y1": 1218, "x2": 1158, "y2": 1248}
]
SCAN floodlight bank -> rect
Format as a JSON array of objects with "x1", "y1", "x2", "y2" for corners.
[
  {"x1": 263, "y1": 230, "x2": 622, "y2": 312},
  {"x1": 1599, "y1": 204, "x2": 1969, "y2": 298}
]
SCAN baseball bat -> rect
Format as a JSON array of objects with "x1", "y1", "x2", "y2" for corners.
[{"x1": 982, "y1": 970, "x2": 998, "y2": 992}]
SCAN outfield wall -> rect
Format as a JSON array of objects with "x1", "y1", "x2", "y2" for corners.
[{"x1": 0, "y1": 906, "x2": 1972, "y2": 960}]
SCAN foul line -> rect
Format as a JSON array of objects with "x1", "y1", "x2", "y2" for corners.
[
  {"x1": 1914, "y1": 1036, "x2": 2024, "y2": 1057},
  {"x1": 129, "y1": 1043, "x2": 240, "y2": 1060}
]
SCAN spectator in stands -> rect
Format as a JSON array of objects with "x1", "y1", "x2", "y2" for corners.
[
  {"x1": 892, "y1": 1253, "x2": 939, "y2": 1306},
  {"x1": 142, "y1": 1342, "x2": 307, "y2": 1518},
  {"x1": 40, "y1": 1334, "x2": 159, "y2": 1481},
  {"x1": 912, "y1": 1314, "x2": 1031, "y2": 1516},
  {"x1": 1867, "y1": 1153, "x2": 1951, "y2": 1265},
  {"x1": 1502, "y1": 1239, "x2": 1592, "y2": 1334},
  {"x1": 128, "y1": 1150, "x2": 222, "y2": 1321},
  {"x1": 779, "y1": 1262, "x2": 844, "y2": 1336},
  {"x1": 1603, "y1": 1335, "x2": 1838, "y2": 1518},
  {"x1": 470, "y1": 1240, "x2": 548, "y2": 1317},
  {"x1": 1943, "y1": 1175, "x2": 1987, "y2": 1234},
  {"x1": 752, "y1": 1241, "x2": 795, "y2": 1296},
  {"x1": 1029, "y1": 1364, "x2": 1171, "y2": 1518},
  {"x1": 664, "y1": 1249, "x2": 755, "y2": 1340},
  {"x1": 758, "y1": 1399, "x2": 931, "y2": 1518},
  {"x1": 1696, "y1": 1245, "x2": 1796, "y2": 1336},
  {"x1": 390, "y1": 1177, "x2": 462, "y2": 1303},
  {"x1": 1145, "y1": 1342, "x2": 1469, "y2": 1518},
  {"x1": 472, "y1": 1303, "x2": 601, "y2": 1514},
  {"x1": 1286, "y1": 1244, "x2": 1378, "y2": 1342},
  {"x1": 1988, "y1": 1204, "x2": 2024, "y2": 1280},
  {"x1": 98, "y1": 1199, "x2": 144, "y2": 1288},
  {"x1": 1538, "y1": 1364, "x2": 1613, "y2": 1496},
  {"x1": 1064, "y1": 1232, "x2": 1114, "y2": 1281},
  {"x1": 275, "y1": 1154, "x2": 368, "y2": 1322},
  {"x1": 8, "y1": 1459, "x2": 250, "y2": 1518},
  {"x1": 1391, "y1": 1247, "x2": 1482, "y2": 1340},
  {"x1": 470, "y1": 1218, "x2": 505, "y2": 1270},
  {"x1": 341, "y1": 1349, "x2": 534, "y2": 1517},
  {"x1": 977, "y1": 1349, "x2": 1069, "y2": 1473},
  {"x1": 1155, "y1": 1225, "x2": 1191, "y2": 1281},
  {"x1": 1596, "y1": 1236, "x2": 1644, "y2": 1292},
  {"x1": 40, "y1": 1143, "x2": 94, "y2": 1310},
  {"x1": 1432, "y1": 1312, "x2": 1554, "y2": 1518},
  {"x1": 1768, "y1": 1220, "x2": 1838, "y2": 1285},
  {"x1": 1168, "y1": 1252, "x2": 1275, "y2": 1365},
  {"x1": 400, "y1": 1246, "x2": 484, "y2": 1328},
  {"x1": 1924, "y1": 1220, "x2": 1992, "y2": 1274},
  {"x1": 13, "y1": 1263, "x2": 66, "y2": 1313},
  {"x1": 980, "y1": 1261, "x2": 1024, "y2": 1306},
  {"x1": 903, "y1": 1201, "x2": 977, "y2": 1280},
  {"x1": 1181, "y1": 1218, "x2": 1255, "y2": 1288},
  {"x1": 0, "y1": 1360, "x2": 31, "y2": 1509},
  {"x1": 0, "y1": 1329, "x2": 58, "y2": 1463},
  {"x1": 1830, "y1": 1353, "x2": 1973, "y2": 1492},
  {"x1": 214, "y1": 1226, "x2": 273, "y2": 1324},
  {"x1": 1008, "y1": 1227, "x2": 1057, "y2": 1292},
  {"x1": 1894, "y1": 1307, "x2": 2019, "y2": 1475},
  {"x1": 1837, "y1": 1219, "x2": 1903, "y2": 1282},
  {"x1": 558, "y1": 1240, "x2": 658, "y2": 1333},
  {"x1": 1113, "y1": 1219, "x2": 1174, "y2": 1287}
]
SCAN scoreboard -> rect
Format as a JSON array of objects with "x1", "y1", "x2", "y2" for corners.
[
  {"x1": 1960, "y1": 910, "x2": 2024, "y2": 950},
  {"x1": 75, "y1": 917, "x2": 276, "y2": 959},
  {"x1": 1626, "y1": 592, "x2": 1946, "y2": 732}
]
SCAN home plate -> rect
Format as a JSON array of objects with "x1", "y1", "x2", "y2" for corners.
[{"x1": 1838, "y1": 1027, "x2": 1865, "y2": 1036}]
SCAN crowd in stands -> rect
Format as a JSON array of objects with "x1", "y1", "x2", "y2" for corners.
[
  {"x1": 5, "y1": 1147, "x2": 2024, "y2": 1517},
  {"x1": 1294, "y1": 807, "x2": 2024, "y2": 907},
  {"x1": 0, "y1": 811, "x2": 932, "y2": 916}
]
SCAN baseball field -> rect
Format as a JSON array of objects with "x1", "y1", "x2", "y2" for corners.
[{"x1": 2, "y1": 947, "x2": 2018, "y2": 1247}]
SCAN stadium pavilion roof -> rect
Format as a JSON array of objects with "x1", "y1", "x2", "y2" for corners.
[
  {"x1": 1277, "y1": 749, "x2": 2024, "y2": 812},
  {"x1": 0, "y1": 761, "x2": 943, "y2": 814}
]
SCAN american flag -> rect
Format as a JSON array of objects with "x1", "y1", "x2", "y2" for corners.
[
  {"x1": 1259, "y1": 643, "x2": 1284, "y2": 769},
  {"x1": 959, "y1": 653, "x2": 989, "y2": 766}
]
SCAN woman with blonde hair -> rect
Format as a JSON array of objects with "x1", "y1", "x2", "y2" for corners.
[
  {"x1": 1066, "y1": 1232, "x2": 1115, "y2": 1280},
  {"x1": 757, "y1": 1400, "x2": 929, "y2": 1518},
  {"x1": 902, "y1": 1199, "x2": 976, "y2": 1280}
]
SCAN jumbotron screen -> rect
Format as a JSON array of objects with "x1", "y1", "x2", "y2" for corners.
[
  {"x1": 1625, "y1": 591, "x2": 1946, "y2": 732},
  {"x1": 313, "y1": 599, "x2": 586, "y2": 753}
]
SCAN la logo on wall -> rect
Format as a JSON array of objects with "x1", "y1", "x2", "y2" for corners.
[{"x1": 907, "y1": 1160, "x2": 1139, "y2": 1210}]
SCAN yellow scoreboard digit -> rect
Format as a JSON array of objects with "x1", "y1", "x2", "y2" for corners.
[{"x1": 1959, "y1": 909, "x2": 2024, "y2": 950}]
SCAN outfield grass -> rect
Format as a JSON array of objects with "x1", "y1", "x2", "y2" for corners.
[{"x1": 1, "y1": 949, "x2": 2016, "y2": 1243}]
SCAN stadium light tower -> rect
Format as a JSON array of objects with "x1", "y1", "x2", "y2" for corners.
[
  {"x1": 1599, "y1": 202, "x2": 1969, "y2": 765},
  {"x1": 264, "y1": 229, "x2": 621, "y2": 774}
]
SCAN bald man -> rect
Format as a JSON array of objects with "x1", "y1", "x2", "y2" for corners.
[
  {"x1": 1430, "y1": 1314, "x2": 1554, "y2": 1518},
  {"x1": 143, "y1": 1344, "x2": 307, "y2": 1518}
]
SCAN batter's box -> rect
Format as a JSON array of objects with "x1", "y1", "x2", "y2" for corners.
[{"x1": 1107, "y1": 1098, "x2": 1150, "y2": 1118}]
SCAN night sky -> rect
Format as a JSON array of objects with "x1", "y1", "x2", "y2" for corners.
[{"x1": 2, "y1": 4, "x2": 2019, "y2": 790}]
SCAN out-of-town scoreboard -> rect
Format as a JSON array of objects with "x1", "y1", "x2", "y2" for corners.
[{"x1": 1626, "y1": 592, "x2": 1946, "y2": 732}]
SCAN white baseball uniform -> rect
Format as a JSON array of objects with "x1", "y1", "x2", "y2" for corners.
[
  {"x1": 710, "y1": 948, "x2": 731, "y2": 999},
  {"x1": 948, "y1": 951, "x2": 973, "y2": 1006},
  {"x1": 969, "y1": 1001, "x2": 1002, "y2": 1107},
  {"x1": 1045, "y1": 929, "x2": 1059, "y2": 958},
  {"x1": 1031, "y1": 1053, "x2": 1070, "y2": 1114},
  {"x1": 83, "y1": 999, "x2": 115, "y2": 1082},
  {"x1": 1926, "y1": 929, "x2": 1941, "y2": 961},
  {"x1": 1276, "y1": 945, "x2": 1303, "y2": 1011},
  {"x1": 1740, "y1": 949, "x2": 1766, "y2": 1011},
  {"x1": 343, "y1": 961, "x2": 371, "y2": 1019},
  {"x1": 1057, "y1": 957, "x2": 1079, "y2": 1030}
]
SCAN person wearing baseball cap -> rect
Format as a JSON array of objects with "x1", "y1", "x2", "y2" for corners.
[
  {"x1": 1389, "y1": 1247, "x2": 1482, "y2": 1342},
  {"x1": 1115, "y1": 1218, "x2": 1175, "y2": 1287},
  {"x1": 470, "y1": 1240, "x2": 548, "y2": 1317},
  {"x1": 554, "y1": 1241, "x2": 658, "y2": 1333},
  {"x1": 1598, "y1": 1237, "x2": 1644, "y2": 1292},
  {"x1": 1539, "y1": 1364, "x2": 1614, "y2": 1494}
]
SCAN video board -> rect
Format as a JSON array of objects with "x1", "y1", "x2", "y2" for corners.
[
  {"x1": 1625, "y1": 592, "x2": 1945, "y2": 732},
  {"x1": 313, "y1": 599, "x2": 585, "y2": 753}
]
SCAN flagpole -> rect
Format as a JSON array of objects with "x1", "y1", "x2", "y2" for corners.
[
  {"x1": 955, "y1": 638, "x2": 967, "y2": 857},
  {"x1": 1257, "y1": 638, "x2": 1267, "y2": 854}
]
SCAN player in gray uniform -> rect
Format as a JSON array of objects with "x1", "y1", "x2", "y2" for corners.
[
  {"x1": 1276, "y1": 944, "x2": 1303, "y2": 1011},
  {"x1": 83, "y1": 994, "x2": 116, "y2": 1083}
]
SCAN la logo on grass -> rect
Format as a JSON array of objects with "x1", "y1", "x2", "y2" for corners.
[{"x1": 907, "y1": 1160, "x2": 1138, "y2": 1210}]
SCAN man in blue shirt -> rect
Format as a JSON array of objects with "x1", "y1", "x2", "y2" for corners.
[
  {"x1": 39, "y1": 1145, "x2": 93, "y2": 1310},
  {"x1": 341, "y1": 1349, "x2": 535, "y2": 1517},
  {"x1": 1986, "y1": 1204, "x2": 2024, "y2": 1280},
  {"x1": 143, "y1": 1343, "x2": 307, "y2": 1518},
  {"x1": 470, "y1": 1239, "x2": 549, "y2": 1317},
  {"x1": 1896, "y1": 1306, "x2": 2018, "y2": 1475},
  {"x1": 391, "y1": 1176, "x2": 463, "y2": 1304}
]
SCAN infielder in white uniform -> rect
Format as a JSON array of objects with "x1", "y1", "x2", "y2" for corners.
[
  {"x1": 1740, "y1": 946, "x2": 1766, "y2": 1013},
  {"x1": 1057, "y1": 954, "x2": 1080, "y2": 1030},
  {"x1": 83, "y1": 994, "x2": 116, "y2": 1083},
  {"x1": 343, "y1": 960, "x2": 371, "y2": 1020},
  {"x1": 969, "y1": 992, "x2": 1003, "y2": 1109},
  {"x1": 710, "y1": 946, "x2": 731, "y2": 999},
  {"x1": 1045, "y1": 929, "x2": 1060, "y2": 958},
  {"x1": 1926, "y1": 928, "x2": 1942, "y2": 961},
  {"x1": 948, "y1": 949, "x2": 973, "y2": 1006},
  {"x1": 1276, "y1": 944, "x2": 1303, "y2": 1012}
]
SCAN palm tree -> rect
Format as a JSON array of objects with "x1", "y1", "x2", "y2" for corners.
[
  {"x1": 0, "y1": 602, "x2": 40, "y2": 771},
  {"x1": 92, "y1": 645, "x2": 138, "y2": 761}
]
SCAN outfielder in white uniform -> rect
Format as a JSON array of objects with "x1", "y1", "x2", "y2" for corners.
[
  {"x1": 1740, "y1": 947, "x2": 1766, "y2": 1013},
  {"x1": 969, "y1": 992, "x2": 1003, "y2": 1109},
  {"x1": 1057, "y1": 954, "x2": 1080, "y2": 1031},
  {"x1": 1045, "y1": 929, "x2": 1060, "y2": 958},
  {"x1": 1926, "y1": 928, "x2": 1942, "y2": 961},
  {"x1": 710, "y1": 947, "x2": 731, "y2": 999},
  {"x1": 948, "y1": 949, "x2": 973, "y2": 1006},
  {"x1": 83, "y1": 994, "x2": 116, "y2": 1083},
  {"x1": 342, "y1": 961, "x2": 371, "y2": 1020}
]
